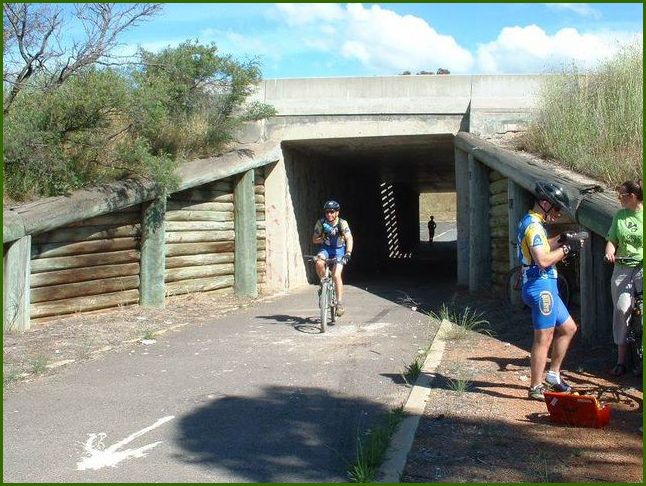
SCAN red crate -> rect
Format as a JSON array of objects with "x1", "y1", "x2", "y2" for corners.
[{"x1": 544, "y1": 391, "x2": 611, "y2": 428}]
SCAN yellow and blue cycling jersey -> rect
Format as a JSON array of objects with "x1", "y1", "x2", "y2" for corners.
[
  {"x1": 313, "y1": 217, "x2": 351, "y2": 248},
  {"x1": 516, "y1": 209, "x2": 558, "y2": 283},
  {"x1": 516, "y1": 209, "x2": 569, "y2": 330}
]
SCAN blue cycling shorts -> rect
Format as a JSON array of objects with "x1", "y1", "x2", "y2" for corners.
[
  {"x1": 522, "y1": 278, "x2": 570, "y2": 330},
  {"x1": 317, "y1": 246, "x2": 346, "y2": 265}
]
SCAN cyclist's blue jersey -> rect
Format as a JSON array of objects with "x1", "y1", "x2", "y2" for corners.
[
  {"x1": 516, "y1": 209, "x2": 558, "y2": 284},
  {"x1": 313, "y1": 217, "x2": 351, "y2": 248}
]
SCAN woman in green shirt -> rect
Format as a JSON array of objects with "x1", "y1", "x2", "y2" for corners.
[{"x1": 605, "y1": 180, "x2": 643, "y2": 376}]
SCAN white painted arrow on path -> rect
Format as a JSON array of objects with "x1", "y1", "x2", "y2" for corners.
[{"x1": 77, "y1": 415, "x2": 175, "y2": 471}]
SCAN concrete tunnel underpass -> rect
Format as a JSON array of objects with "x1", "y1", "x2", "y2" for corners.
[{"x1": 280, "y1": 133, "x2": 457, "y2": 289}]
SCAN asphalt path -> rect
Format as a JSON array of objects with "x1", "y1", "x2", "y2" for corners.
[
  {"x1": 4, "y1": 257, "x2": 457, "y2": 483},
  {"x1": 420, "y1": 221, "x2": 456, "y2": 243}
]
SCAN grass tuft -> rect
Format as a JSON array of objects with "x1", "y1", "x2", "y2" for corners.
[{"x1": 347, "y1": 405, "x2": 405, "y2": 482}]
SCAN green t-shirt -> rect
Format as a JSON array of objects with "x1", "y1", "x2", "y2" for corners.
[{"x1": 607, "y1": 207, "x2": 643, "y2": 267}]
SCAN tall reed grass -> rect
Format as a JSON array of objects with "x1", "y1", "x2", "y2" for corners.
[{"x1": 520, "y1": 42, "x2": 642, "y2": 187}]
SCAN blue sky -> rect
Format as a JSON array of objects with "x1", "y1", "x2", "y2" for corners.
[{"x1": 114, "y1": 3, "x2": 642, "y2": 78}]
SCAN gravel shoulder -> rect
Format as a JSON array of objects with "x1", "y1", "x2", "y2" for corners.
[{"x1": 402, "y1": 293, "x2": 643, "y2": 483}]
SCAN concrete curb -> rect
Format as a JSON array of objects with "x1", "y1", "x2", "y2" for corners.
[{"x1": 376, "y1": 318, "x2": 450, "y2": 483}]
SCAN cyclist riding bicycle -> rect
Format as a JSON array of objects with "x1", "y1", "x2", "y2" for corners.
[
  {"x1": 312, "y1": 200, "x2": 354, "y2": 317},
  {"x1": 517, "y1": 182, "x2": 586, "y2": 400}
]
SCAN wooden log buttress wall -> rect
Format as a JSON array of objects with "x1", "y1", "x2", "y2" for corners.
[
  {"x1": 29, "y1": 206, "x2": 142, "y2": 322},
  {"x1": 489, "y1": 171, "x2": 509, "y2": 294},
  {"x1": 165, "y1": 179, "x2": 236, "y2": 296},
  {"x1": 255, "y1": 167, "x2": 268, "y2": 288},
  {"x1": 164, "y1": 172, "x2": 267, "y2": 296}
]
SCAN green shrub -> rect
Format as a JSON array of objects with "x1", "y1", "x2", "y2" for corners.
[{"x1": 3, "y1": 41, "x2": 275, "y2": 201}]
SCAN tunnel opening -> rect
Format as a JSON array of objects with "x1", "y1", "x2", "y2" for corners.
[{"x1": 279, "y1": 134, "x2": 457, "y2": 290}]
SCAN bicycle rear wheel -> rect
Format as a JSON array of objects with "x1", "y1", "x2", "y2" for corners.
[
  {"x1": 319, "y1": 281, "x2": 329, "y2": 333},
  {"x1": 556, "y1": 274, "x2": 570, "y2": 308},
  {"x1": 505, "y1": 266, "x2": 524, "y2": 308}
]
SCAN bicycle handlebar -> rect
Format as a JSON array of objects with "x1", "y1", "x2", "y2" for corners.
[{"x1": 303, "y1": 255, "x2": 338, "y2": 265}]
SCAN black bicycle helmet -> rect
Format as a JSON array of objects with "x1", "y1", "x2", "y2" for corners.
[
  {"x1": 535, "y1": 181, "x2": 570, "y2": 212},
  {"x1": 323, "y1": 200, "x2": 340, "y2": 211}
]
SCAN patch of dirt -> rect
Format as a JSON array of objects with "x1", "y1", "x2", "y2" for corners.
[
  {"x1": 402, "y1": 292, "x2": 643, "y2": 483},
  {"x1": 3, "y1": 291, "x2": 263, "y2": 388}
]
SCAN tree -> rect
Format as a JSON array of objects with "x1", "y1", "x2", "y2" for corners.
[
  {"x1": 3, "y1": 3, "x2": 162, "y2": 114},
  {"x1": 3, "y1": 41, "x2": 276, "y2": 201}
]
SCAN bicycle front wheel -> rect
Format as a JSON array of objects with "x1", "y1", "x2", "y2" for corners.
[
  {"x1": 319, "y1": 282, "x2": 329, "y2": 333},
  {"x1": 330, "y1": 283, "x2": 337, "y2": 323}
]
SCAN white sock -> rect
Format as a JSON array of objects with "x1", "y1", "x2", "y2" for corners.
[{"x1": 546, "y1": 370, "x2": 560, "y2": 383}]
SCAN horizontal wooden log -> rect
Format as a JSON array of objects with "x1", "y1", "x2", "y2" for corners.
[
  {"x1": 489, "y1": 170, "x2": 505, "y2": 182},
  {"x1": 489, "y1": 178, "x2": 508, "y2": 195},
  {"x1": 32, "y1": 224, "x2": 140, "y2": 244},
  {"x1": 256, "y1": 221, "x2": 266, "y2": 230},
  {"x1": 172, "y1": 191, "x2": 233, "y2": 203},
  {"x1": 165, "y1": 211, "x2": 233, "y2": 222},
  {"x1": 165, "y1": 241, "x2": 234, "y2": 257},
  {"x1": 257, "y1": 250, "x2": 266, "y2": 261},
  {"x1": 31, "y1": 249, "x2": 140, "y2": 273},
  {"x1": 257, "y1": 239, "x2": 266, "y2": 250},
  {"x1": 31, "y1": 289, "x2": 140, "y2": 318},
  {"x1": 490, "y1": 204, "x2": 509, "y2": 218},
  {"x1": 31, "y1": 262, "x2": 140, "y2": 287},
  {"x1": 165, "y1": 221, "x2": 234, "y2": 232},
  {"x1": 166, "y1": 201, "x2": 234, "y2": 212},
  {"x1": 4, "y1": 142, "x2": 280, "y2": 244},
  {"x1": 31, "y1": 275, "x2": 140, "y2": 303},
  {"x1": 32, "y1": 237, "x2": 139, "y2": 259},
  {"x1": 165, "y1": 231, "x2": 235, "y2": 243},
  {"x1": 206, "y1": 180, "x2": 233, "y2": 192},
  {"x1": 254, "y1": 185, "x2": 265, "y2": 194},
  {"x1": 489, "y1": 192, "x2": 508, "y2": 206},
  {"x1": 165, "y1": 263, "x2": 235, "y2": 282},
  {"x1": 456, "y1": 132, "x2": 616, "y2": 237},
  {"x1": 165, "y1": 275, "x2": 234, "y2": 297},
  {"x1": 166, "y1": 253, "x2": 234, "y2": 268},
  {"x1": 66, "y1": 212, "x2": 140, "y2": 228}
]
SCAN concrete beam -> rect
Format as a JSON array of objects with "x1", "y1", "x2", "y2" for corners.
[
  {"x1": 139, "y1": 197, "x2": 166, "y2": 308},
  {"x1": 234, "y1": 169, "x2": 258, "y2": 298},
  {"x1": 3, "y1": 235, "x2": 31, "y2": 332}
]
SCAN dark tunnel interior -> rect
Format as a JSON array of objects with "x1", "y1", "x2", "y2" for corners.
[{"x1": 280, "y1": 134, "x2": 457, "y2": 285}]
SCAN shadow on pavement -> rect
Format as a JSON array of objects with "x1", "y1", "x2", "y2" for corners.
[{"x1": 173, "y1": 385, "x2": 390, "y2": 482}]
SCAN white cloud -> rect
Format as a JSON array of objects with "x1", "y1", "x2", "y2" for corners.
[
  {"x1": 274, "y1": 3, "x2": 344, "y2": 26},
  {"x1": 477, "y1": 25, "x2": 640, "y2": 73},
  {"x1": 271, "y1": 3, "x2": 474, "y2": 74},
  {"x1": 340, "y1": 4, "x2": 474, "y2": 73},
  {"x1": 545, "y1": 3, "x2": 603, "y2": 19}
]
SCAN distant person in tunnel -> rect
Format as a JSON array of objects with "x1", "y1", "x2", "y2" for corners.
[
  {"x1": 517, "y1": 182, "x2": 583, "y2": 401},
  {"x1": 313, "y1": 200, "x2": 354, "y2": 316},
  {"x1": 427, "y1": 216, "x2": 437, "y2": 243}
]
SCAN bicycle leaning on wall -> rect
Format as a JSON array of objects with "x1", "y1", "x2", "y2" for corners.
[
  {"x1": 611, "y1": 257, "x2": 643, "y2": 375},
  {"x1": 305, "y1": 255, "x2": 338, "y2": 333}
]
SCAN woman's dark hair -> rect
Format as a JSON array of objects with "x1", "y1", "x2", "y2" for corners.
[{"x1": 619, "y1": 181, "x2": 643, "y2": 201}]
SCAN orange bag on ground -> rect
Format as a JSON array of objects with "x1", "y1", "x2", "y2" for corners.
[{"x1": 544, "y1": 391, "x2": 611, "y2": 428}]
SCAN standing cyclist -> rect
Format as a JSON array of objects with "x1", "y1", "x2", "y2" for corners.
[
  {"x1": 312, "y1": 200, "x2": 354, "y2": 316},
  {"x1": 517, "y1": 182, "x2": 584, "y2": 400}
]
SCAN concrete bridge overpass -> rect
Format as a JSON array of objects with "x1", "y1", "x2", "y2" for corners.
[{"x1": 243, "y1": 75, "x2": 546, "y2": 291}]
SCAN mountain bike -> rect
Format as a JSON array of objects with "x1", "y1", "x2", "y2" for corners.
[
  {"x1": 613, "y1": 257, "x2": 643, "y2": 375},
  {"x1": 505, "y1": 265, "x2": 571, "y2": 309},
  {"x1": 305, "y1": 255, "x2": 338, "y2": 333}
]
